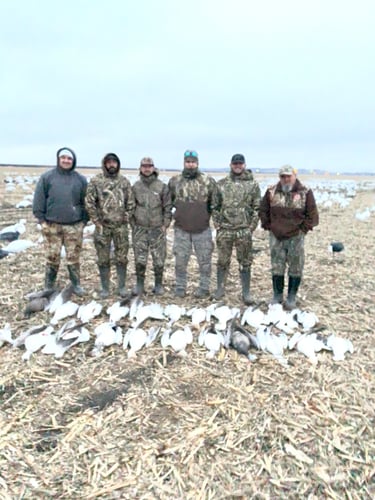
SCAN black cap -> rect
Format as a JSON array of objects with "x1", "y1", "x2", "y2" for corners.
[{"x1": 231, "y1": 153, "x2": 245, "y2": 163}]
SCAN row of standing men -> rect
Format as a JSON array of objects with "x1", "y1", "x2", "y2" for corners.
[{"x1": 32, "y1": 148, "x2": 319, "y2": 310}]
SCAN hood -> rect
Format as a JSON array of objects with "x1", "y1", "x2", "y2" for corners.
[
  {"x1": 102, "y1": 152, "x2": 121, "y2": 177},
  {"x1": 56, "y1": 147, "x2": 77, "y2": 170}
]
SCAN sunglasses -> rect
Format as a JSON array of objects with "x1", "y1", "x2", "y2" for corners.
[{"x1": 184, "y1": 150, "x2": 198, "y2": 158}]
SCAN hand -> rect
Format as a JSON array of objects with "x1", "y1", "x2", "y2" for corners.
[{"x1": 95, "y1": 223, "x2": 103, "y2": 235}]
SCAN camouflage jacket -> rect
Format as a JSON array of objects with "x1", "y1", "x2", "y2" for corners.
[
  {"x1": 168, "y1": 170, "x2": 218, "y2": 233},
  {"x1": 259, "y1": 178, "x2": 319, "y2": 240},
  {"x1": 85, "y1": 171, "x2": 135, "y2": 226},
  {"x1": 212, "y1": 170, "x2": 261, "y2": 231},
  {"x1": 131, "y1": 172, "x2": 172, "y2": 228}
]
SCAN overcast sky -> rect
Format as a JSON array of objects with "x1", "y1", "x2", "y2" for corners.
[{"x1": 0, "y1": 0, "x2": 374, "y2": 172}]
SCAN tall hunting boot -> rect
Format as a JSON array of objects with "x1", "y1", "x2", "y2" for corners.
[
  {"x1": 98, "y1": 265, "x2": 110, "y2": 299},
  {"x1": 44, "y1": 265, "x2": 58, "y2": 291},
  {"x1": 116, "y1": 264, "x2": 128, "y2": 298},
  {"x1": 132, "y1": 263, "x2": 145, "y2": 296},
  {"x1": 240, "y1": 269, "x2": 252, "y2": 306},
  {"x1": 67, "y1": 264, "x2": 86, "y2": 297},
  {"x1": 174, "y1": 269, "x2": 187, "y2": 298},
  {"x1": 213, "y1": 267, "x2": 226, "y2": 300},
  {"x1": 193, "y1": 273, "x2": 210, "y2": 299},
  {"x1": 271, "y1": 275, "x2": 284, "y2": 304},
  {"x1": 285, "y1": 276, "x2": 301, "y2": 310},
  {"x1": 152, "y1": 266, "x2": 165, "y2": 296}
]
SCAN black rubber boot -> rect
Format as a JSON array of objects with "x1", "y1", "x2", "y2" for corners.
[
  {"x1": 285, "y1": 276, "x2": 301, "y2": 310},
  {"x1": 240, "y1": 269, "x2": 252, "y2": 305},
  {"x1": 44, "y1": 265, "x2": 58, "y2": 291},
  {"x1": 116, "y1": 264, "x2": 128, "y2": 298},
  {"x1": 132, "y1": 263, "x2": 145, "y2": 296},
  {"x1": 271, "y1": 275, "x2": 284, "y2": 304},
  {"x1": 67, "y1": 264, "x2": 86, "y2": 297},
  {"x1": 98, "y1": 265, "x2": 110, "y2": 299},
  {"x1": 152, "y1": 267, "x2": 164, "y2": 296},
  {"x1": 193, "y1": 287, "x2": 210, "y2": 299},
  {"x1": 213, "y1": 267, "x2": 226, "y2": 300}
]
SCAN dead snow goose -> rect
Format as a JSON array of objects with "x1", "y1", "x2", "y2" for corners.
[
  {"x1": 50, "y1": 301, "x2": 79, "y2": 325},
  {"x1": 91, "y1": 322, "x2": 123, "y2": 357},
  {"x1": 123, "y1": 328, "x2": 149, "y2": 358},
  {"x1": 77, "y1": 300, "x2": 103, "y2": 323},
  {"x1": 198, "y1": 323, "x2": 225, "y2": 359},
  {"x1": 22, "y1": 326, "x2": 55, "y2": 361},
  {"x1": 107, "y1": 300, "x2": 130, "y2": 323},
  {"x1": 326, "y1": 334, "x2": 354, "y2": 361},
  {"x1": 161, "y1": 326, "x2": 193, "y2": 357},
  {"x1": 0, "y1": 323, "x2": 13, "y2": 347}
]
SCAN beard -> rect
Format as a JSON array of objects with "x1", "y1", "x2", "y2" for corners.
[
  {"x1": 231, "y1": 168, "x2": 244, "y2": 176},
  {"x1": 281, "y1": 184, "x2": 292, "y2": 194},
  {"x1": 182, "y1": 167, "x2": 199, "y2": 179},
  {"x1": 106, "y1": 166, "x2": 118, "y2": 176}
]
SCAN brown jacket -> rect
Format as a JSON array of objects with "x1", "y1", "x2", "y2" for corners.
[
  {"x1": 132, "y1": 172, "x2": 172, "y2": 228},
  {"x1": 259, "y1": 179, "x2": 319, "y2": 240}
]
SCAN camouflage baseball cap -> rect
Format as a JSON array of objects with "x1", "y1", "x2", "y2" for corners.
[
  {"x1": 279, "y1": 165, "x2": 295, "y2": 176},
  {"x1": 140, "y1": 157, "x2": 155, "y2": 166}
]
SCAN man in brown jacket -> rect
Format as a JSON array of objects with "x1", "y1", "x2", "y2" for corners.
[
  {"x1": 131, "y1": 157, "x2": 172, "y2": 295},
  {"x1": 259, "y1": 165, "x2": 319, "y2": 309}
]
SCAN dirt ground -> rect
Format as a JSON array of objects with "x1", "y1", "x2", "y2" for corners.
[{"x1": 0, "y1": 168, "x2": 374, "y2": 499}]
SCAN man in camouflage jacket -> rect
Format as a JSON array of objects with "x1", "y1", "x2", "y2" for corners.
[
  {"x1": 259, "y1": 165, "x2": 319, "y2": 309},
  {"x1": 212, "y1": 154, "x2": 261, "y2": 304},
  {"x1": 168, "y1": 150, "x2": 218, "y2": 298},
  {"x1": 131, "y1": 157, "x2": 172, "y2": 296},
  {"x1": 85, "y1": 153, "x2": 135, "y2": 298}
]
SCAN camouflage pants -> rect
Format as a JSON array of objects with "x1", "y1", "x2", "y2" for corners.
[
  {"x1": 216, "y1": 227, "x2": 253, "y2": 271},
  {"x1": 173, "y1": 227, "x2": 213, "y2": 290},
  {"x1": 94, "y1": 224, "x2": 129, "y2": 267},
  {"x1": 269, "y1": 232, "x2": 305, "y2": 276},
  {"x1": 42, "y1": 221, "x2": 84, "y2": 267},
  {"x1": 132, "y1": 225, "x2": 166, "y2": 270}
]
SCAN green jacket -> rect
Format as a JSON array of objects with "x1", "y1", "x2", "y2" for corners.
[
  {"x1": 132, "y1": 172, "x2": 172, "y2": 228},
  {"x1": 213, "y1": 170, "x2": 261, "y2": 231}
]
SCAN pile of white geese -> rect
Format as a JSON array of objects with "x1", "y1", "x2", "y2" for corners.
[{"x1": 0, "y1": 288, "x2": 354, "y2": 366}]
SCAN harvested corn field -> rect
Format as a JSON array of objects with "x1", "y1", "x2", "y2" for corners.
[{"x1": 0, "y1": 169, "x2": 374, "y2": 499}]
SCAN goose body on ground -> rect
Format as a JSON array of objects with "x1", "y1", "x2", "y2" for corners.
[
  {"x1": 22, "y1": 326, "x2": 55, "y2": 361},
  {"x1": 0, "y1": 323, "x2": 13, "y2": 347}
]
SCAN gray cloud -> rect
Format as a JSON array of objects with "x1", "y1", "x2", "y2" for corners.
[{"x1": 0, "y1": 0, "x2": 374, "y2": 172}]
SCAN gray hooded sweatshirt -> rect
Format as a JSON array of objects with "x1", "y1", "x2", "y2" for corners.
[{"x1": 33, "y1": 147, "x2": 88, "y2": 224}]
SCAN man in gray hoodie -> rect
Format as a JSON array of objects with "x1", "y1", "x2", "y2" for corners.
[{"x1": 33, "y1": 147, "x2": 88, "y2": 296}]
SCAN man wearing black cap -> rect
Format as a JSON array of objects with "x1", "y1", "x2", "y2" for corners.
[
  {"x1": 212, "y1": 154, "x2": 261, "y2": 304},
  {"x1": 33, "y1": 147, "x2": 88, "y2": 296},
  {"x1": 259, "y1": 165, "x2": 319, "y2": 309},
  {"x1": 168, "y1": 150, "x2": 218, "y2": 298},
  {"x1": 85, "y1": 153, "x2": 135, "y2": 298}
]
